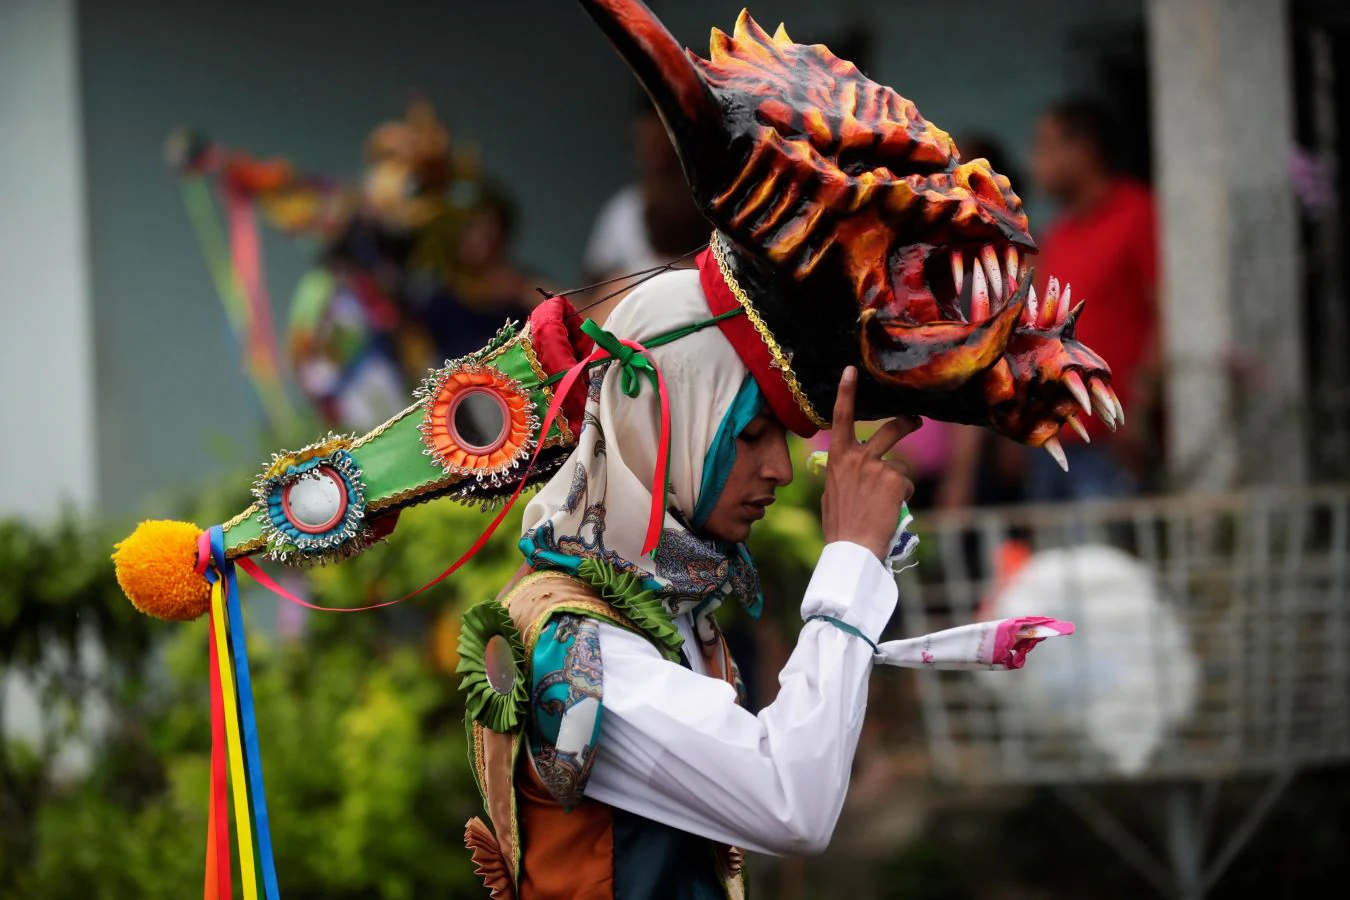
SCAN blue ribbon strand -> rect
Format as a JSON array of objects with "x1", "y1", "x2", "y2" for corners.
[{"x1": 209, "y1": 526, "x2": 282, "y2": 900}]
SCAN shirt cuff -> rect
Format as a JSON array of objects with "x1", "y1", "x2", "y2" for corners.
[{"x1": 801, "y1": 541, "x2": 899, "y2": 643}]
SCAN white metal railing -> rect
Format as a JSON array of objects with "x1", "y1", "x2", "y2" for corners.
[{"x1": 898, "y1": 486, "x2": 1350, "y2": 786}]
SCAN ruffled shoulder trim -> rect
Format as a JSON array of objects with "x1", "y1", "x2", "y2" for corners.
[{"x1": 575, "y1": 558, "x2": 683, "y2": 660}]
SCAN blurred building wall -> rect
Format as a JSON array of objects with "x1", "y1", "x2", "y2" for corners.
[
  {"x1": 1148, "y1": 0, "x2": 1304, "y2": 489},
  {"x1": 72, "y1": 0, "x2": 1144, "y2": 516},
  {"x1": 0, "y1": 0, "x2": 98, "y2": 519},
  {"x1": 79, "y1": 0, "x2": 651, "y2": 517}
]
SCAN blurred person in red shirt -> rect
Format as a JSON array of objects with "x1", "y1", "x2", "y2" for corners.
[{"x1": 1026, "y1": 97, "x2": 1160, "y2": 501}]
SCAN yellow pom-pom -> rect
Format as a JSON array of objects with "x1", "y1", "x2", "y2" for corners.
[{"x1": 112, "y1": 520, "x2": 211, "y2": 621}]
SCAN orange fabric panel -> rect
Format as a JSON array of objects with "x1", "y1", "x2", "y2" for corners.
[{"x1": 516, "y1": 755, "x2": 616, "y2": 899}]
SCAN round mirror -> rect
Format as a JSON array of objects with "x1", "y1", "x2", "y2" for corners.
[
  {"x1": 484, "y1": 634, "x2": 516, "y2": 695},
  {"x1": 282, "y1": 469, "x2": 348, "y2": 534},
  {"x1": 450, "y1": 389, "x2": 509, "y2": 452}
]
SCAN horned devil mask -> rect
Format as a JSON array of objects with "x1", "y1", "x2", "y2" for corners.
[{"x1": 581, "y1": 0, "x2": 1121, "y2": 455}]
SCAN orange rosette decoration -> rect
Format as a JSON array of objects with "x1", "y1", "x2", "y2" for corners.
[{"x1": 418, "y1": 364, "x2": 537, "y2": 479}]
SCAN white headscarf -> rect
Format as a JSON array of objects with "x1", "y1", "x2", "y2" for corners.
[{"x1": 520, "y1": 269, "x2": 762, "y2": 618}]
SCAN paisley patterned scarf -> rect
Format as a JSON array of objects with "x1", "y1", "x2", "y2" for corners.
[{"x1": 520, "y1": 269, "x2": 765, "y2": 632}]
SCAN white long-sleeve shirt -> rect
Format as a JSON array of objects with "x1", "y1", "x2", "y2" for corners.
[{"x1": 584, "y1": 541, "x2": 897, "y2": 856}]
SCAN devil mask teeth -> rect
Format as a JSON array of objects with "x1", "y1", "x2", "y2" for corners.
[{"x1": 580, "y1": 0, "x2": 1121, "y2": 445}]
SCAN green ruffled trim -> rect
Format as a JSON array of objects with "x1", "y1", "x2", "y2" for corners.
[
  {"x1": 575, "y1": 558, "x2": 684, "y2": 661},
  {"x1": 456, "y1": 599, "x2": 529, "y2": 733}
]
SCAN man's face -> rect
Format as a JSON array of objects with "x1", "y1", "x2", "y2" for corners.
[
  {"x1": 1030, "y1": 113, "x2": 1088, "y2": 204},
  {"x1": 700, "y1": 411, "x2": 793, "y2": 544}
]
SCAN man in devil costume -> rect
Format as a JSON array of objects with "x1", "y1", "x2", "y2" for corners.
[
  {"x1": 456, "y1": 3, "x2": 1117, "y2": 898},
  {"x1": 109, "y1": 2, "x2": 1114, "y2": 894}
]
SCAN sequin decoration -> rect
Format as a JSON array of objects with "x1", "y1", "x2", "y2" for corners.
[
  {"x1": 416, "y1": 360, "x2": 538, "y2": 487},
  {"x1": 251, "y1": 433, "x2": 372, "y2": 565}
]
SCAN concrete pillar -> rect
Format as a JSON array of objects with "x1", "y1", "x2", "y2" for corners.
[
  {"x1": 1146, "y1": 0, "x2": 1305, "y2": 490},
  {"x1": 0, "y1": 0, "x2": 98, "y2": 518}
]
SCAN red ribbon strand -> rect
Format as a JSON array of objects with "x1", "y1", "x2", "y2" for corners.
[
  {"x1": 222, "y1": 185, "x2": 281, "y2": 378},
  {"x1": 205, "y1": 612, "x2": 232, "y2": 900}
]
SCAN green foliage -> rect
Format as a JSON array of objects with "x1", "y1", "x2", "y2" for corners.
[
  {"x1": 0, "y1": 515, "x2": 158, "y2": 890},
  {"x1": 0, "y1": 499, "x2": 535, "y2": 899},
  {"x1": 0, "y1": 443, "x2": 838, "y2": 897},
  {"x1": 0, "y1": 514, "x2": 154, "y2": 672}
]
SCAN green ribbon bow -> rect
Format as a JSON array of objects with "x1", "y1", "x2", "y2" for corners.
[{"x1": 580, "y1": 318, "x2": 657, "y2": 399}]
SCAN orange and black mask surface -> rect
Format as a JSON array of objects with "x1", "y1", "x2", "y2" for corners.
[{"x1": 580, "y1": 0, "x2": 1121, "y2": 447}]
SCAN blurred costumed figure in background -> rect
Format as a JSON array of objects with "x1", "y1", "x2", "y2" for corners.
[{"x1": 166, "y1": 100, "x2": 543, "y2": 433}]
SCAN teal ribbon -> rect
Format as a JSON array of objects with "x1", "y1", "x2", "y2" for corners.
[
  {"x1": 805, "y1": 614, "x2": 880, "y2": 655},
  {"x1": 692, "y1": 376, "x2": 765, "y2": 529}
]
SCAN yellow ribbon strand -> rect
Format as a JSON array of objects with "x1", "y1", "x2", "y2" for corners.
[{"x1": 210, "y1": 578, "x2": 260, "y2": 900}]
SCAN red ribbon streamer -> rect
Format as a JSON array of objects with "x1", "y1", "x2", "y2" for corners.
[
  {"x1": 206, "y1": 611, "x2": 232, "y2": 900},
  {"x1": 204, "y1": 793, "x2": 218, "y2": 900},
  {"x1": 235, "y1": 335, "x2": 673, "y2": 609},
  {"x1": 614, "y1": 337, "x2": 670, "y2": 555},
  {"x1": 222, "y1": 185, "x2": 281, "y2": 378}
]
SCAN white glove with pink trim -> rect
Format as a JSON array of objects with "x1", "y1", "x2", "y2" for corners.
[{"x1": 875, "y1": 617, "x2": 1075, "y2": 670}]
